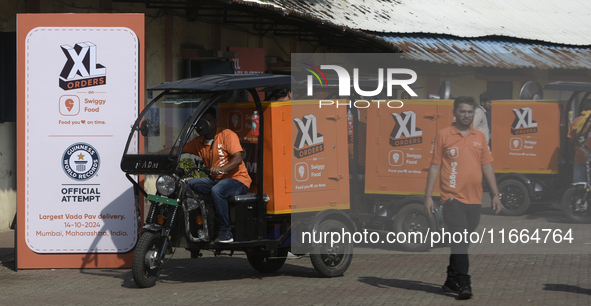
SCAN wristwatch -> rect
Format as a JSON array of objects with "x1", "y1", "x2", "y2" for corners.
[{"x1": 491, "y1": 193, "x2": 501, "y2": 197}]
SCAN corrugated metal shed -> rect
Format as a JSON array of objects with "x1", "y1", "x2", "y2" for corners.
[
  {"x1": 237, "y1": 0, "x2": 591, "y2": 69},
  {"x1": 245, "y1": 0, "x2": 591, "y2": 46},
  {"x1": 380, "y1": 35, "x2": 591, "y2": 69}
]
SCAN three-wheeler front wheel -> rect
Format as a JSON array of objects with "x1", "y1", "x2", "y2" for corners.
[
  {"x1": 310, "y1": 219, "x2": 353, "y2": 277},
  {"x1": 132, "y1": 231, "x2": 165, "y2": 288},
  {"x1": 561, "y1": 187, "x2": 591, "y2": 223}
]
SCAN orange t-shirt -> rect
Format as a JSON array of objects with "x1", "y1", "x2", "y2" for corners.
[
  {"x1": 183, "y1": 127, "x2": 252, "y2": 188},
  {"x1": 568, "y1": 115, "x2": 591, "y2": 165},
  {"x1": 429, "y1": 125, "x2": 493, "y2": 204}
]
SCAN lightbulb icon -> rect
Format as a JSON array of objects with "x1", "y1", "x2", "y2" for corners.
[
  {"x1": 65, "y1": 99, "x2": 74, "y2": 112},
  {"x1": 232, "y1": 114, "x2": 238, "y2": 128}
]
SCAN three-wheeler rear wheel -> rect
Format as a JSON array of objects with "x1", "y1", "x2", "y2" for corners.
[
  {"x1": 310, "y1": 219, "x2": 353, "y2": 277},
  {"x1": 246, "y1": 249, "x2": 288, "y2": 273},
  {"x1": 393, "y1": 203, "x2": 435, "y2": 252},
  {"x1": 132, "y1": 231, "x2": 164, "y2": 288}
]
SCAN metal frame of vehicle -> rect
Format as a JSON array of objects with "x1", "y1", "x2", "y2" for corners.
[{"x1": 121, "y1": 74, "x2": 296, "y2": 243}]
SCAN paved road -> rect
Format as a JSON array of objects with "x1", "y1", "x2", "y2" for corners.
[{"x1": 1, "y1": 201, "x2": 591, "y2": 305}]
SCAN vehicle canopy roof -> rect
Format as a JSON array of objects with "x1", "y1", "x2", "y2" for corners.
[
  {"x1": 148, "y1": 74, "x2": 293, "y2": 92},
  {"x1": 543, "y1": 82, "x2": 591, "y2": 92},
  {"x1": 293, "y1": 77, "x2": 422, "y2": 89}
]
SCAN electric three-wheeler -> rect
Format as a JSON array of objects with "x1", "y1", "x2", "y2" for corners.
[{"x1": 121, "y1": 74, "x2": 355, "y2": 288}]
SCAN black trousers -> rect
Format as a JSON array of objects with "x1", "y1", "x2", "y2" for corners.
[{"x1": 442, "y1": 198, "x2": 481, "y2": 285}]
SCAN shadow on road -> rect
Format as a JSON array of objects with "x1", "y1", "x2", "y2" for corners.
[
  {"x1": 80, "y1": 253, "x2": 320, "y2": 288},
  {"x1": 0, "y1": 258, "x2": 15, "y2": 271},
  {"x1": 543, "y1": 284, "x2": 591, "y2": 295},
  {"x1": 358, "y1": 276, "x2": 456, "y2": 298}
]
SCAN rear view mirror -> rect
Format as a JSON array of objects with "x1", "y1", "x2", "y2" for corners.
[{"x1": 139, "y1": 120, "x2": 149, "y2": 137}]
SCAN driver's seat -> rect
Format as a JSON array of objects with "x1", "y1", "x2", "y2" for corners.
[{"x1": 228, "y1": 193, "x2": 269, "y2": 242}]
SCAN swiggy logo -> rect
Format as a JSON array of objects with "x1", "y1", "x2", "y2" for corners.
[
  {"x1": 511, "y1": 107, "x2": 538, "y2": 135},
  {"x1": 293, "y1": 114, "x2": 324, "y2": 159},
  {"x1": 59, "y1": 42, "x2": 106, "y2": 91},
  {"x1": 305, "y1": 64, "x2": 418, "y2": 98},
  {"x1": 447, "y1": 147, "x2": 459, "y2": 159},
  {"x1": 390, "y1": 111, "x2": 423, "y2": 147}
]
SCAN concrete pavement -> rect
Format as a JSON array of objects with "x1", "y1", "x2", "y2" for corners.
[{"x1": 1, "y1": 205, "x2": 591, "y2": 305}]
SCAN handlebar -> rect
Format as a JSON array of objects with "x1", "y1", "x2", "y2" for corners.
[
  {"x1": 183, "y1": 159, "x2": 227, "y2": 179},
  {"x1": 200, "y1": 166, "x2": 228, "y2": 175}
]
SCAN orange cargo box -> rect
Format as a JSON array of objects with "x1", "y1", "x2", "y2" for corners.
[
  {"x1": 364, "y1": 99, "x2": 562, "y2": 196},
  {"x1": 490, "y1": 100, "x2": 560, "y2": 174},
  {"x1": 218, "y1": 100, "x2": 350, "y2": 214},
  {"x1": 364, "y1": 100, "x2": 455, "y2": 196}
]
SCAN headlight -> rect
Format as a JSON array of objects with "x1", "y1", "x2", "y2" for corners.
[{"x1": 156, "y1": 175, "x2": 177, "y2": 196}]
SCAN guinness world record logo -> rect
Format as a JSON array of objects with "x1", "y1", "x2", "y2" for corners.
[{"x1": 62, "y1": 142, "x2": 100, "y2": 181}]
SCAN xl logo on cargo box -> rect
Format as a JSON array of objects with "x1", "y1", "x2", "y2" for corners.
[
  {"x1": 390, "y1": 111, "x2": 423, "y2": 147},
  {"x1": 294, "y1": 114, "x2": 324, "y2": 158},
  {"x1": 511, "y1": 107, "x2": 538, "y2": 135},
  {"x1": 59, "y1": 42, "x2": 106, "y2": 91}
]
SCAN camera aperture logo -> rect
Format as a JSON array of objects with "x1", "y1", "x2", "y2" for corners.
[
  {"x1": 62, "y1": 143, "x2": 100, "y2": 181},
  {"x1": 59, "y1": 42, "x2": 106, "y2": 91},
  {"x1": 303, "y1": 63, "x2": 329, "y2": 88}
]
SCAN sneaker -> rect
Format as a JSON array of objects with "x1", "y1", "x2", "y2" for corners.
[
  {"x1": 215, "y1": 229, "x2": 233, "y2": 243},
  {"x1": 442, "y1": 280, "x2": 460, "y2": 293},
  {"x1": 458, "y1": 284, "x2": 473, "y2": 300}
]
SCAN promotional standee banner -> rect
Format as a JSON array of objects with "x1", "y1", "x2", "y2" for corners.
[{"x1": 17, "y1": 14, "x2": 144, "y2": 268}]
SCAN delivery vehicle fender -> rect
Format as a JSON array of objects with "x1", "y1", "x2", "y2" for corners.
[
  {"x1": 142, "y1": 223, "x2": 163, "y2": 233},
  {"x1": 310, "y1": 209, "x2": 357, "y2": 235},
  {"x1": 573, "y1": 182, "x2": 588, "y2": 191},
  {"x1": 496, "y1": 173, "x2": 535, "y2": 197}
]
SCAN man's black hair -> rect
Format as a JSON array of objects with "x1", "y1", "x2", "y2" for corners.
[
  {"x1": 204, "y1": 106, "x2": 217, "y2": 119},
  {"x1": 454, "y1": 96, "x2": 476, "y2": 110},
  {"x1": 579, "y1": 99, "x2": 591, "y2": 113},
  {"x1": 264, "y1": 86, "x2": 291, "y2": 101},
  {"x1": 479, "y1": 92, "x2": 492, "y2": 103}
]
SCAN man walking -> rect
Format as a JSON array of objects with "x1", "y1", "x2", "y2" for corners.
[{"x1": 423, "y1": 96, "x2": 502, "y2": 299}]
